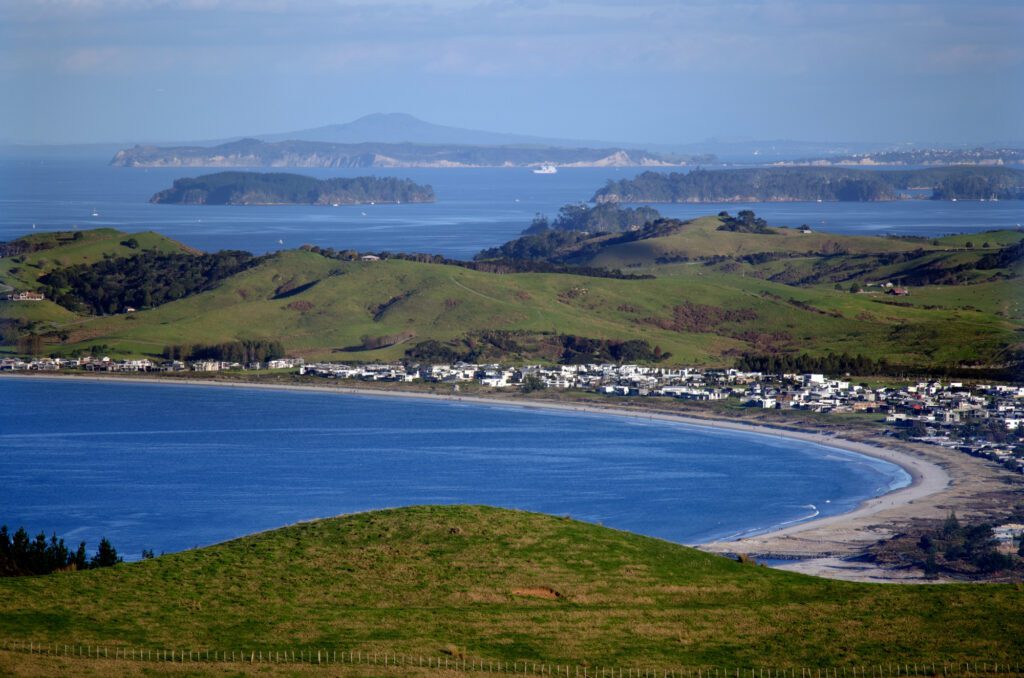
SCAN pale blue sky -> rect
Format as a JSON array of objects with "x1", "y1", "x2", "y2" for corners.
[{"x1": 2, "y1": 0, "x2": 1022, "y2": 145}]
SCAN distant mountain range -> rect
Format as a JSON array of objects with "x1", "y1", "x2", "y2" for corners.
[
  {"x1": 11, "y1": 112, "x2": 1024, "y2": 164},
  {"x1": 255, "y1": 113, "x2": 623, "y2": 149},
  {"x1": 252, "y1": 115, "x2": 898, "y2": 162}
]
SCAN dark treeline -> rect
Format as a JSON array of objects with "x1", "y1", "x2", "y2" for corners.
[
  {"x1": 736, "y1": 352, "x2": 892, "y2": 376},
  {"x1": 0, "y1": 525, "x2": 122, "y2": 577},
  {"x1": 523, "y1": 203, "x2": 662, "y2": 235},
  {"x1": 475, "y1": 216, "x2": 687, "y2": 266},
  {"x1": 716, "y1": 210, "x2": 774, "y2": 234},
  {"x1": 405, "y1": 332, "x2": 668, "y2": 365},
  {"x1": 40, "y1": 250, "x2": 261, "y2": 315},
  {"x1": 475, "y1": 229, "x2": 593, "y2": 261},
  {"x1": 162, "y1": 339, "x2": 285, "y2": 363},
  {"x1": 559, "y1": 336, "x2": 670, "y2": 364},
  {"x1": 0, "y1": 234, "x2": 66, "y2": 258},
  {"x1": 736, "y1": 352, "x2": 1022, "y2": 381},
  {"x1": 977, "y1": 239, "x2": 1024, "y2": 270}
]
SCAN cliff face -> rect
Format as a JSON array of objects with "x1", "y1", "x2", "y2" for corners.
[{"x1": 111, "y1": 139, "x2": 682, "y2": 169}]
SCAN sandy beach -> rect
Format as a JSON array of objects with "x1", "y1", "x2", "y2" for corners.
[{"x1": 4, "y1": 371, "x2": 1018, "y2": 582}]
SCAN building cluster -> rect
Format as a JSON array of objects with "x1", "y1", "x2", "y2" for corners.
[
  {"x1": 0, "y1": 355, "x2": 304, "y2": 373},
  {"x1": 5, "y1": 290, "x2": 45, "y2": 301},
  {"x1": 4, "y1": 355, "x2": 1021, "y2": 471}
]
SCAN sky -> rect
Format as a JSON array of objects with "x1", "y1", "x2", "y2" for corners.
[{"x1": 1, "y1": 0, "x2": 1022, "y2": 145}]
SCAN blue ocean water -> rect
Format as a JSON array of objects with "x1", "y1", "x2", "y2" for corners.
[
  {"x1": 1, "y1": 153, "x2": 1021, "y2": 258},
  {"x1": 0, "y1": 379, "x2": 910, "y2": 560}
]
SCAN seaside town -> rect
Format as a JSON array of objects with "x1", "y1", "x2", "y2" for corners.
[{"x1": 5, "y1": 354, "x2": 1022, "y2": 474}]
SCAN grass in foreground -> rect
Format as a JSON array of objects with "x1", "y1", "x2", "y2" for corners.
[{"x1": 1, "y1": 506, "x2": 1021, "y2": 670}]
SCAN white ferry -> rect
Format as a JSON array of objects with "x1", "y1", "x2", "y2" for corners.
[{"x1": 532, "y1": 164, "x2": 557, "y2": 175}]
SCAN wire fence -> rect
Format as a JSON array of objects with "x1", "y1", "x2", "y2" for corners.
[{"x1": 2, "y1": 639, "x2": 1022, "y2": 676}]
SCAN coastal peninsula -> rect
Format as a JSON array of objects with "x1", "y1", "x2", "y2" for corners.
[
  {"x1": 113, "y1": 138, "x2": 684, "y2": 169},
  {"x1": 594, "y1": 166, "x2": 1024, "y2": 203}
]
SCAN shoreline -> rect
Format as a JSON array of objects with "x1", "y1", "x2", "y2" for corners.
[{"x1": 3, "y1": 372, "x2": 954, "y2": 562}]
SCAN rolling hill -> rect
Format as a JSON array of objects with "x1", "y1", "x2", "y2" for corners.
[
  {"x1": 2, "y1": 224, "x2": 1021, "y2": 372},
  {"x1": 1, "y1": 506, "x2": 1021, "y2": 673}
]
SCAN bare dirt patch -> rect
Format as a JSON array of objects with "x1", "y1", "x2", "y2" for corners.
[{"x1": 512, "y1": 587, "x2": 561, "y2": 600}]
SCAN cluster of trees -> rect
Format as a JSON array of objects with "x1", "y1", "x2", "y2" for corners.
[
  {"x1": 716, "y1": 210, "x2": 774, "y2": 234},
  {"x1": 735, "y1": 352, "x2": 893, "y2": 376},
  {"x1": 932, "y1": 172, "x2": 1024, "y2": 201},
  {"x1": 976, "y1": 239, "x2": 1024, "y2": 270},
  {"x1": 593, "y1": 167, "x2": 1024, "y2": 203},
  {"x1": 523, "y1": 203, "x2": 662, "y2": 235},
  {"x1": 404, "y1": 333, "x2": 668, "y2": 365},
  {"x1": 475, "y1": 216, "x2": 685, "y2": 267},
  {"x1": 162, "y1": 339, "x2": 285, "y2": 363},
  {"x1": 0, "y1": 233, "x2": 68, "y2": 258},
  {"x1": 559, "y1": 336, "x2": 669, "y2": 364},
  {"x1": 735, "y1": 351, "x2": 1022, "y2": 380},
  {"x1": 39, "y1": 250, "x2": 260, "y2": 315},
  {"x1": 150, "y1": 171, "x2": 435, "y2": 205},
  {"x1": 880, "y1": 512, "x2": 1023, "y2": 578},
  {"x1": 0, "y1": 526, "x2": 122, "y2": 577},
  {"x1": 476, "y1": 229, "x2": 594, "y2": 262}
]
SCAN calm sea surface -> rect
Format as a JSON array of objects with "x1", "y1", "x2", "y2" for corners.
[
  {"x1": 0, "y1": 379, "x2": 910, "y2": 560},
  {"x1": 1, "y1": 153, "x2": 1021, "y2": 257}
]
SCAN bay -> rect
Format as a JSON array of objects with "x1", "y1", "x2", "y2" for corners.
[
  {"x1": 1, "y1": 153, "x2": 1021, "y2": 258},
  {"x1": 0, "y1": 378, "x2": 910, "y2": 560}
]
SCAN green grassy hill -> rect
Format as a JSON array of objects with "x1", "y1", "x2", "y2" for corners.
[
  {"x1": 0, "y1": 229, "x2": 197, "y2": 291},
  {"x1": 0, "y1": 506, "x2": 1021, "y2": 671},
  {"x1": 577, "y1": 217, "x2": 933, "y2": 268},
  {"x1": 49, "y1": 248, "x2": 1018, "y2": 367},
  {"x1": 2, "y1": 225, "x2": 1020, "y2": 371}
]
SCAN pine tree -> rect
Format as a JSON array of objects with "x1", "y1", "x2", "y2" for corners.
[{"x1": 90, "y1": 538, "x2": 122, "y2": 569}]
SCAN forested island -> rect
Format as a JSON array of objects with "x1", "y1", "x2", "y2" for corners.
[
  {"x1": 113, "y1": 138, "x2": 685, "y2": 169},
  {"x1": 594, "y1": 166, "x2": 1024, "y2": 203},
  {"x1": 149, "y1": 172, "x2": 435, "y2": 205}
]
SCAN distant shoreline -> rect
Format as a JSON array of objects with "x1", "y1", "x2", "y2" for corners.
[{"x1": 2, "y1": 371, "x2": 950, "y2": 552}]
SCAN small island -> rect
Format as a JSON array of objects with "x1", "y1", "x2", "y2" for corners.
[{"x1": 149, "y1": 171, "x2": 436, "y2": 205}]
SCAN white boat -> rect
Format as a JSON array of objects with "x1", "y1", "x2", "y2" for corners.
[
  {"x1": 91, "y1": 209, "x2": 99, "y2": 217},
  {"x1": 532, "y1": 164, "x2": 557, "y2": 175}
]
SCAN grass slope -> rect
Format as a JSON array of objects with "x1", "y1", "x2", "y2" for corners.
[
  {"x1": 0, "y1": 229, "x2": 197, "y2": 292},
  {"x1": 1, "y1": 506, "x2": 1021, "y2": 669},
  {"x1": 577, "y1": 217, "x2": 936, "y2": 268},
  {"x1": 4, "y1": 225, "x2": 1020, "y2": 370},
  {"x1": 54, "y1": 249, "x2": 1019, "y2": 367}
]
